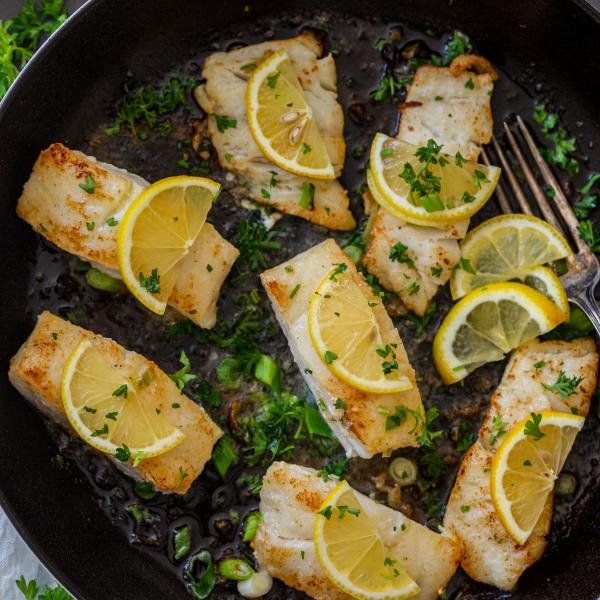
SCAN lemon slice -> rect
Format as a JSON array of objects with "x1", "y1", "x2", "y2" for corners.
[
  {"x1": 314, "y1": 480, "x2": 420, "y2": 600},
  {"x1": 490, "y1": 411, "x2": 584, "y2": 544},
  {"x1": 62, "y1": 340, "x2": 185, "y2": 459},
  {"x1": 433, "y1": 282, "x2": 566, "y2": 384},
  {"x1": 308, "y1": 269, "x2": 413, "y2": 394},
  {"x1": 367, "y1": 168, "x2": 447, "y2": 228},
  {"x1": 369, "y1": 133, "x2": 500, "y2": 225},
  {"x1": 450, "y1": 213, "x2": 571, "y2": 299},
  {"x1": 522, "y1": 265, "x2": 570, "y2": 319},
  {"x1": 117, "y1": 176, "x2": 220, "y2": 314},
  {"x1": 246, "y1": 49, "x2": 335, "y2": 179}
]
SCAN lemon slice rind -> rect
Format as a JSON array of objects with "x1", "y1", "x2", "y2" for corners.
[
  {"x1": 490, "y1": 411, "x2": 584, "y2": 544},
  {"x1": 433, "y1": 282, "x2": 567, "y2": 385}
]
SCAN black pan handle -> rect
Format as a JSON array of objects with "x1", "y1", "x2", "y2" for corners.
[{"x1": 571, "y1": 0, "x2": 600, "y2": 20}]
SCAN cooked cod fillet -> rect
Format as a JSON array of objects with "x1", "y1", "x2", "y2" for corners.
[
  {"x1": 16, "y1": 143, "x2": 239, "y2": 329},
  {"x1": 195, "y1": 31, "x2": 355, "y2": 231},
  {"x1": 8, "y1": 311, "x2": 222, "y2": 494},
  {"x1": 260, "y1": 239, "x2": 424, "y2": 458},
  {"x1": 444, "y1": 338, "x2": 598, "y2": 590},
  {"x1": 253, "y1": 462, "x2": 460, "y2": 600},
  {"x1": 362, "y1": 55, "x2": 497, "y2": 316},
  {"x1": 362, "y1": 205, "x2": 462, "y2": 315}
]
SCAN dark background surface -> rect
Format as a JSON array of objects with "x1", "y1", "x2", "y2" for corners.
[{"x1": 2, "y1": 1, "x2": 600, "y2": 600}]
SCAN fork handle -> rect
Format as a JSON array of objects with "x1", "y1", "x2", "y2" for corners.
[{"x1": 570, "y1": 289, "x2": 600, "y2": 338}]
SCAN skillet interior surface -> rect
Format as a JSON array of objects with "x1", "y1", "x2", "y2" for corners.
[{"x1": 1, "y1": 1, "x2": 600, "y2": 599}]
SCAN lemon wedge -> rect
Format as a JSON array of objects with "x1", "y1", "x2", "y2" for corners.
[
  {"x1": 117, "y1": 175, "x2": 220, "y2": 314},
  {"x1": 246, "y1": 49, "x2": 335, "y2": 179},
  {"x1": 62, "y1": 340, "x2": 185, "y2": 460},
  {"x1": 490, "y1": 411, "x2": 584, "y2": 544},
  {"x1": 314, "y1": 480, "x2": 420, "y2": 600},
  {"x1": 369, "y1": 133, "x2": 500, "y2": 225},
  {"x1": 308, "y1": 268, "x2": 412, "y2": 394},
  {"x1": 450, "y1": 213, "x2": 571, "y2": 299},
  {"x1": 433, "y1": 282, "x2": 567, "y2": 384}
]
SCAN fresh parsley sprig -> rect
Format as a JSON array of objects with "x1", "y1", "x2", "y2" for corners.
[{"x1": 542, "y1": 370, "x2": 583, "y2": 399}]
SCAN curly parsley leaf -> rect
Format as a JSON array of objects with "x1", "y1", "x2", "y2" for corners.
[
  {"x1": 543, "y1": 370, "x2": 583, "y2": 399},
  {"x1": 524, "y1": 412, "x2": 545, "y2": 440}
]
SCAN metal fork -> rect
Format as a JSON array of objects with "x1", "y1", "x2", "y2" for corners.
[{"x1": 481, "y1": 115, "x2": 600, "y2": 336}]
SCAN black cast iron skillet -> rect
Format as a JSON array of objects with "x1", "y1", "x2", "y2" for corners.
[{"x1": 2, "y1": 1, "x2": 600, "y2": 599}]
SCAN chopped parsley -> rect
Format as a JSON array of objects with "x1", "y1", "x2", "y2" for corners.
[
  {"x1": 334, "y1": 398, "x2": 347, "y2": 410},
  {"x1": 400, "y1": 139, "x2": 448, "y2": 211},
  {"x1": 234, "y1": 220, "x2": 282, "y2": 272},
  {"x1": 289, "y1": 283, "x2": 301, "y2": 299},
  {"x1": 524, "y1": 412, "x2": 545, "y2": 440},
  {"x1": 299, "y1": 181, "x2": 315, "y2": 210},
  {"x1": 453, "y1": 257, "x2": 475, "y2": 274},
  {"x1": 533, "y1": 103, "x2": 579, "y2": 174},
  {"x1": 139, "y1": 268, "x2": 160, "y2": 293},
  {"x1": 369, "y1": 73, "x2": 412, "y2": 102},
  {"x1": 83, "y1": 406, "x2": 97, "y2": 414},
  {"x1": 578, "y1": 219, "x2": 600, "y2": 253},
  {"x1": 115, "y1": 444, "x2": 131, "y2": 462},
  {"x1": 464, "y1": 78, "x2": 474, "y2": 90},
  {"x1": 105, "y1": 216, "x2": 119, "y2": 226},
  {"x1": 240, "y1": 63, "x2": 257, "y2": 72},
  {"x1": 318, "y1": 457, "x2": 349, "y2": 481},
  {"x1": 260, "y1": 187, "x2": 271, "y2": 199},
  {"x1": 337, "y1": 505, "x2": 361, "y2": 519},
  {"x1": 214, "y1": 114, "x2": 237, "y2": 132},
  {"x1": 302, "y1": 143, "x2": 312, "y2": 154},
  {"x1": 404, "y1": 301, "x2": 438, "y2": 337},
  {"x1": 78, "y1": 175, "x2": 96, "y2": 194},
  {"x1": 112, "y1": 384, "x2": 128, "y2": 398},
  {"x1": 104, "y1": 72, "x2": 197, "y2": 139},
  {"x1": 329, "y1": 262, "x2": 347, "y2": 281},
  {"x1": 169, "y1": 350, "x2": 197, "y2": 392},
  {"x1": 177, "y1": 466, "x2": 189, "y2": 488},
  {"x1": 431, "y1": 266, "x2": 443, "y2": 278},
  {"x1": 91, "y1": 423, "x2": 109, "y2": 437},
  {"x1": 105, "y1": 411, "x2": 118, "y2": 421},
  {"x1": 389, "y1": 242, "x2": 415, "y2": 268},
  {"x1": 407, "y1": 280, "x2": 420, "y2": 295},
  {"x1": 460, "y1": 504, "x2": 471, "y2": 513},
  {"x1": 324, "y1": 350, "x2": 338, "y2": 364},
  {"x1": 543, "y1": 370, "x2": 583, "y2": 399},
  {"x1": 85, "y1": 221, "x2": 94, "y2": 231},
  {"x1": 385, "y1": 405, "x2": 442, "y2": 448},
  {"x1": 266, "y1": 70, "x2": 280, "y2": 89},
  {"x1": 318, "y1": 505, "x2": 333, "y2": 520}
]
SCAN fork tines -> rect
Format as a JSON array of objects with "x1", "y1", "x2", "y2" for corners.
[{"x1": 485, "y1": 116, "x2": 587, "y2": 252}]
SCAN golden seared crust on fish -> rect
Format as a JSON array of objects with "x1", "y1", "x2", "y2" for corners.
[
  {"x1": 16, "y1": 143, "x2": 238, "y2": 329},
  {"x1": 444, "y1": 441, "x2": 552, "y2": 591},
  {"x1": 8, "y1": 311, "x2": 222, "y2": 494},
  {"x1": 362, "y1": 55, "x2": 496, "y2": 316},
  {"x1": 260, "y1": 239, "x2": 424, "y2": 458},
  {"x1": 444, "y1": 338, "x2": 598, "y2": 590},
  {"x1": 253, "y1": 462, "x2": 460, "y2": 600},
  {"x1": 399, "y1": 54, "x2": 497, "y2": 161},
  {"x1": 480, "y1": 338, "x2": 599, "y2": 449},
  {"x1": 195, "y1": 31, "x2": 355, "y2": 231},
  {"x1": 361, "y1": 205, "x2": 462, "y2": 316}
]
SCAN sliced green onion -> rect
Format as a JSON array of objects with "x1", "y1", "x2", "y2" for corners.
[
  {"x1": 185, "y1": 550, "x2": 216, "y2": 599},
  {"x1": 216, "y1": 357, "x2": 241, "y2": 390},
  {"x1": 389, "y1": 457, "x2": 417, "y2": 486},
  {"x1": 212, "y1": 435, "x2": 238, "y2": 478},
  {"x1": 218, "y1": 558, "x2": 254, "y2": 581},
  {"x1": 85, "y1": 268, "x2": 124, "y2": 292},
  {"x1": 304, "y1": 405, "x2": 333, "y2": 438},
  {"x1": 555, "y1": 473, "x2": 577, "y2": 496},
  {"x1": 343, "y1": 244, "x2": 363, "y2": 264},
  {"x1": 242, "y1": 512, "x2": 263, "y2": 542},
  {"x1": 237, "y1": 569, "x2": 273, "y2": 598},
  {"x1": 298, "y1": 182, "x2": 315, "y2": 210},
  {"x1": 134, "y1": 480, "x2": 157, "y2": 500},
  {"x1": 254, "y1": 354, "x2": 281, "y2": 391},
  {"x1": 174, "y1": 525, "x2": 192, "y2": 560}
]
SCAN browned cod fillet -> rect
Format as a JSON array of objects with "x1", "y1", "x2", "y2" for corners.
[
  {"x1": 362, "y1": 54, "x2": 498, "y2": 316},
  {"x1": 16, "y1": 143, "x2": 239, "y2": 329},
  {"x1": 253, "y1": 461, "x2": 461, "y2": 600},
  {"x1": 9, "y1": 311, "x2": 223, "y2": 494},
  {"x1": 195, "y1": 30, "x2": 356, "y2": 231},
  {"x1": 260, "y1": 238, "x2": 424, "y2": 458},
  {"x1": 443, "y1": 338, "x2": 598, "y2": 590}
]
